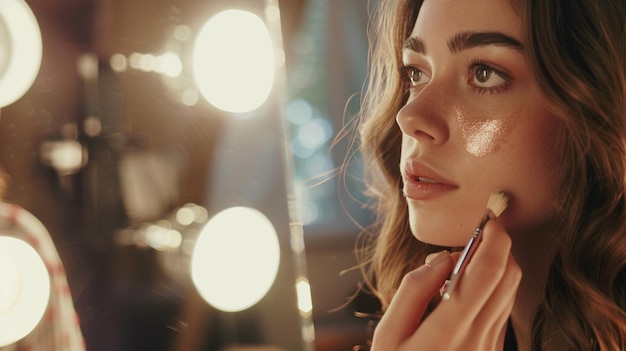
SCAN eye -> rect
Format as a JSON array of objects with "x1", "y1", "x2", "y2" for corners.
[
  {"x1": 473, "y1": 65, "x2": 505, "y2": 86},
  {"x1": 402, "y1": 66, "x2": 429, "y2": 87},
  {"x1": 468, "y1": 62, "x2": 511, "y2": 94}
]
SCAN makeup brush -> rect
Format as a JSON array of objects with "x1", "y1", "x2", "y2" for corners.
[{"x1": 441, "y1": 190, "x2": 510, "y2": 301}]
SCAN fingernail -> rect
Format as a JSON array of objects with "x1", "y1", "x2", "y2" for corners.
[
  {"x1": 440, "y1": 280, "x2": 450, "y2": 297},
  {"x1": 425, "y1": 250, "x2": 450, "y2": 267}
]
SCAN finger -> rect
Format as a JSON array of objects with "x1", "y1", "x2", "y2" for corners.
[
  {"x1": 476, "y1": 255, "x2": 522, "y2": 349},
  {"x1": 474, "y1": 252, "x2": 521, "y2": 325},
  {"x1": 414, "y1": 222, "x2": 517, "y2": 350},
  {"x1": 409, "y1": 254, "x2": 519, "y2": 351},
  {"x1": 372, "y1": 250, "x2": 454, "y2": 348},
  {"x1": 448, "y1": 220, "x2": 513, "y2": 319}
]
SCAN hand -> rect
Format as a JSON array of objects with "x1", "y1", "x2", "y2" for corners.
[{"x1": 371, "y1": 220, "x2": 522, "y2": 351}]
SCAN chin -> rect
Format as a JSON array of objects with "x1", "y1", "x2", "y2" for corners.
[{"x1": 410, "y1": 223, "x2": 468, "y2": 248}]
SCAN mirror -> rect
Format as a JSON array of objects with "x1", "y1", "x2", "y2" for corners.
[{"x1": 0, "y1": 0, "x2": 375, "y2": 350}]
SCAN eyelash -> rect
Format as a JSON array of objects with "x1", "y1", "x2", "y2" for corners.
[{"x1": 400, "y1": 60, "x2": 512, "y2": 95}]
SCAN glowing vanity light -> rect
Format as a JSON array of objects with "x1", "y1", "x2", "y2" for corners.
[
  {"x1": 190, "y1": 206, "x2": 280, "y2": 312},
  {"x1": 192, "y1": 9, "x2": 275, "y2": 113},
  {"x1": 0, "y1": 236, "x2": 50, "y2": 347},
  {"x1": 0, "y1": 0, "x2": 42, "y2": 107},
  {"x1": 295, "y1": 277, "x2": 313, "y2": 315}
]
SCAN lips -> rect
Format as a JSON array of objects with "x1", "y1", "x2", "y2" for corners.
[{"x1": 402, "y1": 160, "x2": 458, "y2": 200}]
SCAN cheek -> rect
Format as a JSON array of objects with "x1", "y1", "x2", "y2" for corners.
[
  {"x1": 497, "y1": 113, "x2": 563, "y2": 232},
  {"x1": 455, "y1": 105, "x2": 519, "y2": 158}
]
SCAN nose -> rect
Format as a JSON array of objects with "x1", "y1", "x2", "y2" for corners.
[{"x1": 396, "y1": 84, "x2": 450, "y2": 145}]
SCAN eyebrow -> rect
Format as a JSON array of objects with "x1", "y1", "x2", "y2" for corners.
[
  {"x1": 403, "y1": 31, "x2": 524, "y2": 54},
  {"x1": 404, "y1": 37, "x2": 426, "y2": 54},
  {"x1": 449, "y1": 31, "x2": 524, "y2": 52}
]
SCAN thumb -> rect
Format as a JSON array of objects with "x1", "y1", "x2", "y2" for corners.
[{"x1": 374, "y1": 251, "x2": 454, "y2": 345}]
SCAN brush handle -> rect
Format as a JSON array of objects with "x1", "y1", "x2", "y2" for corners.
[
  {"x1": 441, "y1": 210, "x2": 494, "y2": 300},
  {"x1": 441, "y1": 228, "x2": 481, "y2": 300}
]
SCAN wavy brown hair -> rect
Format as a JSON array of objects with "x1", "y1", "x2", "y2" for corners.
[{"x1": 357, "y1": 0, "x2": 626, "y2": 349}]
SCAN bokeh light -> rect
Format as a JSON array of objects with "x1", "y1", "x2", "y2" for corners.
[
  {"x1": 295, "y1": 277, "x2": 313, "y2": 315},
  {"x1": 190, "y1": 207, "x2": 280, "y2": 312},
  {"x1": 192, "y1": 9, "x2": 275, "y2": 113},
  {"x1": 0, "y1": 236, "x2": 50, "y2": 347},
  {"x1": 0, "y1": 0, "x2": 42, "y2": 107}
]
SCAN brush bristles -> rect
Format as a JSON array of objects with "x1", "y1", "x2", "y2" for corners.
[{"x1": 487, "y1": 190, "x2": 510, "y2": 218}]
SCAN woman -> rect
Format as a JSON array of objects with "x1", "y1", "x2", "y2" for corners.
[{"x1": 356, "y1": 0, "x2": 626, "y2": 349}]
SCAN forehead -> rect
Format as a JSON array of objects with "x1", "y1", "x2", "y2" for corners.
[{"x1": 410, "y1": 0, "x2": 523, "y2": 42}]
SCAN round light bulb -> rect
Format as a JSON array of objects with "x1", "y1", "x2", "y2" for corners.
[
  {"x1": 192, "y1": 9, "x2": 275, "y2": 113},
  {"x1": 0, "y1": 0, "x2": 42, "y2": 107},
  {"x1": 0, "y1": 236, "x2": 50, "y2": 347},
  {"x1": 190, "y1": 207, "x2": 280, "y2": 312}
]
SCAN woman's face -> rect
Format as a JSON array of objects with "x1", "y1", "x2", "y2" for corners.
[{"x1": 398, "y1": 0, "x2": 562, "y2": 246}]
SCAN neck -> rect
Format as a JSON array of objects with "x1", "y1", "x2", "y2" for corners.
[{"x1": 508, "y1": 222, "x2": 558, "y2": 351}]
